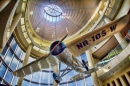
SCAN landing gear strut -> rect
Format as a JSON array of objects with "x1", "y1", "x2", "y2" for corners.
[
  {"x1": 82, "y1": 60, "x2": 89, "y2": 71},
  {"x1": 53, "y1": 73, "x2": 61, "y2": 83},
  {"x1": 53, "y1": 66, "x2": 73, "y2": 84}
]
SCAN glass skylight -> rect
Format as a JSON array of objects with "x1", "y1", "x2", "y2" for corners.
[{"x1": 44, "y1": 4, "x2": 62, "y2": 22}]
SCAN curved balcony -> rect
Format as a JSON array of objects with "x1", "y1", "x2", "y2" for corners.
[{"x1": 95, "y1": 34, "x2": 130, "y2": 80}]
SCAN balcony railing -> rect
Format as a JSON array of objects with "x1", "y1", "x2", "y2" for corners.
[{"x1": 95, "y1": 31, "x2": 130, "y2": 68}]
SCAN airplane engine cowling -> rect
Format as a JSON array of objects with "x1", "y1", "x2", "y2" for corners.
[{"x1": 50, "y1": 41, "x2": 66, "y2": 56}]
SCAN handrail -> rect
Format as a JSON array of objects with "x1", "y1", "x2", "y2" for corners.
[{"x1": 95, "y1": 32, "x2": 130, "y2": 68}]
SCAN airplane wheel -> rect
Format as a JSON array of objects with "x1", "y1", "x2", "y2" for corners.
[
  {"x1": 55, "y1": 79, "x2": 60, "y2": 83},
  {"x1": 53, "y1": 73, "x2": 57, "y2": 79},
  {"x1": 53, "y1": 73, "x2": 60, "y2": 84}
]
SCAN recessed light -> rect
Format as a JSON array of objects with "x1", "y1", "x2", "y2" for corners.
[
  {"x1": 35, "y1": 27, "x2": 40, "y2": 32},
  {"x1": 30, "y1": 11, "x2": 33, "y2": 15}
]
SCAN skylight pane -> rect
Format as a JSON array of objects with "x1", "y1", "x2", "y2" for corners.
[{"x1": 44, "y1": 4, "x2": 62, "y2": 22}]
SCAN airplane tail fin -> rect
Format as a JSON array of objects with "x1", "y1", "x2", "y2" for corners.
[
  {"x1": 70, "y1": 74, "x2": 84, "y2": 81},
  {"x1": 70, "y1": 73, "x2": 91, "y2": 81}
]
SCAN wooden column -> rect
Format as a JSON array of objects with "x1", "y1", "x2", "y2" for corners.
[
  {"x1": 0, "y1": 0, "x2": 11, "y2": 12},
  {"x1": 17, "y1": 44, "x2": 33, "y2": 86},
  {"x1": 86, "y1": 50, "x2": 100, "y2": 86}
]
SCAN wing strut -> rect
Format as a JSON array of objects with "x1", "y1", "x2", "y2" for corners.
[{"x1": 53, "y1": 66, "x2": 73, "y2": 83}]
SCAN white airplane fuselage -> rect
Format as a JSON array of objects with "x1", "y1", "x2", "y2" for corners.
[
  {"x1": 50, "y1": 41, "x2": 84, "y2": 73},
  {"x1": 57, "y1": 48, "x2": 84, "y2": 73}
]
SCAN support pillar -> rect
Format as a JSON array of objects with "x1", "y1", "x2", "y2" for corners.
[
  {"x1": 17, "y1": 44, "x2": 33, "y2": 86},
  {"x1": 53, "y1": 66, "x2": 58, "y2": 86},
  {"x1": 0, "y1": 0, "x2": 18, "y2": 52},
  {"x1": 86, "y1": 50, "x2": 100, "y2": 86},
  {"x1": 109, "y1": 82, "x2": 113, "y2": 86},
  {"x1": 104, "y1": 17, "x2": 128, "y2": 49},
  {"x1": 0, "y1": 0, "x2": 11, "y2": 12},
  {"x1": 10, "y1": 13, "x2": 22, "y2": 35},
  {"x1": 119, "y1": 77, "x2": 127, "y2": 86},
  {"x1": 114, "y1": 79, "x2": 120, "y2": 86},
  {"x1": 114, "y1": 33, "x2": 128, "y2": 49},
  {"x1": 124, "y1": 73, "x2": 130, "y2": 84}
]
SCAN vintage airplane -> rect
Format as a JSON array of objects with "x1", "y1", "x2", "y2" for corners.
[{"x1": 13, "y1": 14, "x2": 129, "y2": 83}]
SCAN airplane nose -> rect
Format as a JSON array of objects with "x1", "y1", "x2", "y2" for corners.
[{"x1": 50, "y1": 41, "x2": 66, "y2": 56}]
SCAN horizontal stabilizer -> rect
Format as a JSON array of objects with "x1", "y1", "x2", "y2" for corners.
[
  {"x1": 13, "y1": 54, "x2": 59, "y2": 77},
  {"x1": 70, "y1": 74, "x2": 84, "y2": 81}
]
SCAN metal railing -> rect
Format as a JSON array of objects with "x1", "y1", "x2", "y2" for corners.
[{"x1": 95, "y1": 32, "x2": 130, "y2": 68}]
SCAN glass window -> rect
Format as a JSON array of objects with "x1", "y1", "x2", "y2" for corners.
[
  {"x1": 25, "y1": 74, "x2": 32, "y2": 80},
  {"x1": 59, "y1": 71, "x2": 67, "y2": 83},
  {"x1": 4, "y1": 70, "x2": 13, "y2": 83},
  {"x1": 30, "y1": 82, "x2": 39, "y2": 86},
  {"x1": 86, "y1": 76, "x2": 93, "y2": 85},
  {"x1": 59, "y1": 84, "x2": 67, "y2": 86},
  {"x1": 12, "y1": 76, "x2": 18, "y2": 86},
  {"x1": 22, "y1": 80, "x2": 30, "y2": 86},
  {"x1": 49, "y1": 71, "x2": 53, "y2": 84},
  {"x1": 15, "y1": 46, "x2": 22, "y2": 58},
  {"x1": 40, "y1": 83, "x2": 48, "y2": 86},
  {"x1": 28, "y1": 57, "x2": 35, "y2": 64},
  {"x1": 18, "y1": 62, "x2": 22, "y2": 69},
  {"x1": 68, "y1": 82, "x2": 76, "y2": 86},
  {"x1": 32, "y1": 72, "x2": 40, "y2": 82},
  {"x1": 60, "y1": 63, "x2": 67, "y2": 70},
  {"x1": 63, "y1": 70, "x2": 74, "y2": 82},
  {"x1": 76, "y1": 79, "x2": 84, "y2": 86},
  {"x1": 81, "y1": 53, "x2": 87, "y2": 61},
  {"x1": 1, "y1": 45, "x2": 8, "y2": 58},
  {"x1": 0, "y1": 63, "x2": 7, "y2": 77},
  {"x1": 4, "y1": 49, "x2": 13, "y2": 65},
  {"x1": 10, "y1": 56, "x2": 19, "y2": 71},
  {"x1": 10, "y1": 39, "x2": 17, "y2": 51},
  {"x1": 21, "y1": 52, "x2": 26, "y2": 61},
  {"x1": 41, "y1": 72, "x2": 49, "y2": 84}
]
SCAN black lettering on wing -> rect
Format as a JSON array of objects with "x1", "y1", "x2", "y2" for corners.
[
  {"x1": 102, "y1": 30, "x2": 106, "y2": 36},
  {"x1": 76, "y1": 43, "x2": 83, "y2": 49},
  {"x1": 82, "y1": 40, "x2": 89, "y2": 46},
  {"x1": 110, "y1": 24, "x2": 117, "y2": 32}
]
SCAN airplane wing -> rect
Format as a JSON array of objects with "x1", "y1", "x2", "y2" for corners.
[
  {"x1": 66, "y1": 14, "x2": 129, "y2": 57},
  {"x1": 13, "y1": 54, "x2": 59, "y2": 77}
]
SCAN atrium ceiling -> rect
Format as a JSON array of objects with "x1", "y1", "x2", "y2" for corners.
[{"x1": 27, "y1": 0, "x2": 100, "y2": 41}]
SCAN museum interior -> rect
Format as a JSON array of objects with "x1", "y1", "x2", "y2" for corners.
[{"x1": 0, "y1": 0, "x2": 130, "y2": 86}]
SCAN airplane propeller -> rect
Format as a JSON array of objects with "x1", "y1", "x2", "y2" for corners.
[{"x1": 41, "y1": 34, "x2": 68, "y2": 60}]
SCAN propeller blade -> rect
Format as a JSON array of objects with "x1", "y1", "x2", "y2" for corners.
[
  {"x1": 50, "y1": 34, "x2": 68, "y2": 53},
  {"x1": 42, "y1": 34, "x2": 68, "y2": 59}
]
